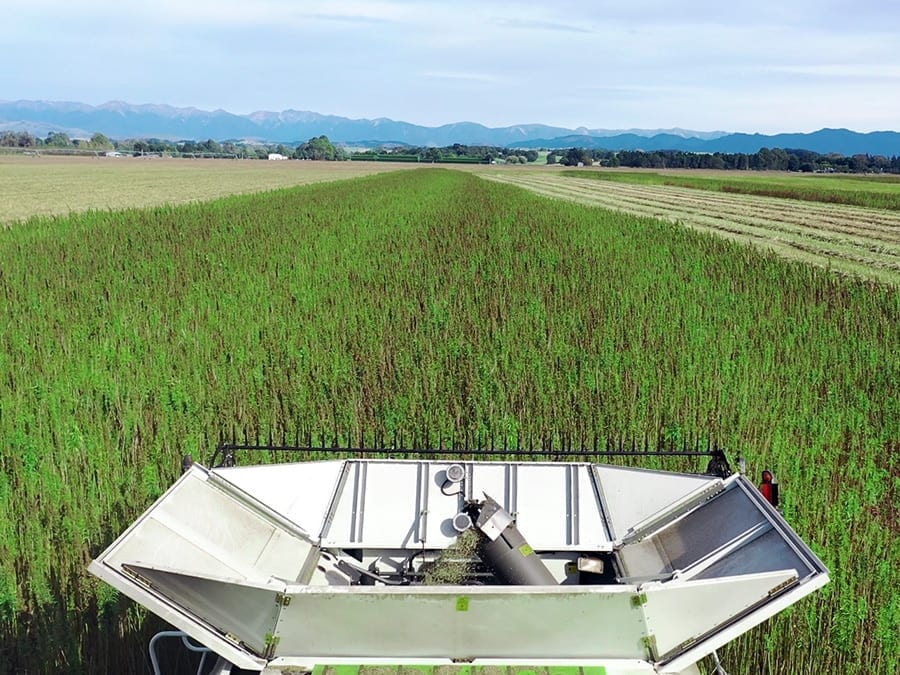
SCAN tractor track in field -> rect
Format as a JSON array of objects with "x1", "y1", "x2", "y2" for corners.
[{"x1": 482, "y1": 172, "x2": 900, "y2": 284}]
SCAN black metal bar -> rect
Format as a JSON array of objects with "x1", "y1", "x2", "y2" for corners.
[{"x1": 212, "y1": 443, "x2": 719, "y2": 460}]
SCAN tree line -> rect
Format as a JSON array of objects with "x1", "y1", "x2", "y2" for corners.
[
  {"x1": 3, "y1": 130, "x2": 899, "y2": 172},
  {"x1": 351, "y1": 144, "x2": 540, "y2": 164},
  {"x1": 0, "y1": 131, "x2": 542, "y2": 164},
  {"x1": 552, "y1": 146, "x2": 900, "y2": 173},
  {"x1": 0, "y1": 131, "x2": 306, "y2": 160}
]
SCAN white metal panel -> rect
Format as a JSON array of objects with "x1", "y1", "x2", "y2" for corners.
[
  {"x1": 272, "y1": 585, "x2": 647, "y2": 661},
  {"x1": 325, "y1": 461, "x2": 451, "y2": 547},
  {"x1": 467, "y1": 463, "x2": 511, "y2": 512},
  {"x1": 510, "y1": 464, "x2": 610, "y2": 550},
  {"x1": 640, "y1": 570, "x2": 797, "y2": 658},
  {"x1": 255, "y1": 528, "x2": 317, "y2": 583},
  {"x1": 357, "y1": 461, "x2": 424, "y2": 547},
  {"x1": 328, "y1": 461, "x2": 538, "y2": 548},
  {"x1": 92, "y1": 465, "x2": 318, "y2": 666},
  {"x1": 105, "y1": 516, "x2": 245, "y2": 580},
  {"x1": 292, "y1": 460, "x2": 614, "y2": 550},
  {"x1": 213, "y1": 460, "x2": 347, "y2": 537},
  {"x1": 659, "y1": 572, "x2": 829, "y2": 674},
  {"x1": 513, "y1": 464, "x2": 566, "y2": 548},
  {"x1": 618, "y1": 537, "x2": 670, "y2": 580},
  {"x1": 88, "y1": 560, "x2": 266, "y2": 671},
  {"x1": 321, "y1": 460, "x2": 364, "y2": 545},
  {"x1": 121, "y1": 564, "x2": 285, "y2": 655},
  {"x1": 577, "y1": 464, "x2": 611, "y2": 547},
  {"x1": 592, "y1": 466, "x2": 720, "y2": 539},
  {"x1": 104, "y1": 468, "x2": 310, "y2": 583}
]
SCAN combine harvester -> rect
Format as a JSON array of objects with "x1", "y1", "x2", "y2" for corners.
[{"x1": 90, "y1": 447, "x2": 828, "y2": 675}]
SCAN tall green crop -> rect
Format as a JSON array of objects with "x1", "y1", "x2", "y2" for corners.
[{"x1": 0, "y1": 170, "x2": 896, "y2": 673}]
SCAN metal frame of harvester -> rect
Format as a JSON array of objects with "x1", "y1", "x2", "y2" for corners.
[{"x1": 89, "y1": 447, "x2": 828, "y2": 675}]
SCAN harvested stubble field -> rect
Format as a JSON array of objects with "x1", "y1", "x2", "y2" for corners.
[
  {"x1": 0, "y1": 167, "x2": 897, "y2": 675},
  {"x1": 0, "y1": 155, "x2": 418, "y2": 224},
  {"x1": 557, "y1": 168, "x2": 900, "y2": 211},
  {"x1": 480, "y1": 169, "x2": 900, "y2": 285}
]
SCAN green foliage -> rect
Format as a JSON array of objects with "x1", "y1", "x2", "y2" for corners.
[
  {"x1": 87, "y1": 132, "x2": 113, "y2": 150},
  {"x1": 0, "y1": 170, "x2": 897, "y2": 673},
  {"x1": 561, "y1": 148, "x2": 593, "y2": 166},
  {"x1": 294, "y1": 135, "x2": 347, "y2": 161},
  {"x1": 44, "y1": 131, "x2": 73, "y2": 148}
]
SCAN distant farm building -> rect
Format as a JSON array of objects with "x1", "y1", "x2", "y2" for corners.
[{"x1": 268, "y1": 153, "x2": 288, "y2": 160}]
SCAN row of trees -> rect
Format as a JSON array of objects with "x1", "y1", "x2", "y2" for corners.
[
  {"x1": 0, "y1": 130, "x2": 116, "y2": 150},
  {"x1": 0, "y1": 131, "x2": 304, "y2": 160},
  {"x1": 351, "y1": 144, "x2": 541, "y2": 164},
  {"x1": 552, "y1": 146, "x2": 900, "y2": 173},
  {"x1": 4, "y1": 129, "x2": 899, "y2": 172}
]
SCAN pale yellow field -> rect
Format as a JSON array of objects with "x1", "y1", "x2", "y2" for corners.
[{"x1": 0, "y1": 155, "x2": 420, "y2": 224}]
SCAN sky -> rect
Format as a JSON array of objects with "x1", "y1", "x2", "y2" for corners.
[{"x1": 5, "y1": 0, "x2": 900, "y2": 133}]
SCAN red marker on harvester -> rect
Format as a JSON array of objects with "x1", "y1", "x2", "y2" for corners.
[{"x1": 760, "y1": 469, "x2": 780, "y2": 508}]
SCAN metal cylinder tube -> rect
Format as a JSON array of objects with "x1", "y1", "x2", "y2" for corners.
[{"x1": 472, "y1": 495, "x2": 557, "y2": 585}]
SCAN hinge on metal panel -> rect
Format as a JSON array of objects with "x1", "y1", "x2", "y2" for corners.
[
  {"x1": 673, "y1": 636, "x2": 698, "y2": 654},
  {"x1": 631, "y1": 592, "x2": 648, "y2": 608},
  {"x1": 642, "y1": 634, "x2": 658, "y2": 660},
  {"x1": 768, "y1": 574, "x2": 799, "y2": 597},
  {"x1": 264, "y1": 632, "x2": 280, "y2": 659},
  {"x1": 275, "y1": 592, "x2": 292, "y2": 607}
]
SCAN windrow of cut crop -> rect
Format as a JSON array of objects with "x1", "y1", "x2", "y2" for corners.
[
  {"x1": 486, "y1": 172, "x2": 900, "y2": 285},
  {"x1": 560, "y1": 169, "x2": 900, "y2": 211},
  {"x1": 0, "y1": 169, "x2": 897, "y2": 674}
]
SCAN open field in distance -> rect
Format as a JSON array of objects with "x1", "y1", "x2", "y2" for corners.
[{"x1": 0, "y1": 155, "x2": 419, "y2": 224}]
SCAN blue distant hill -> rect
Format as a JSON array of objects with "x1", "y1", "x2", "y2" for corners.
[
  {"x1": 1, "y1": 100, "x2": 898, "y2": 155},
  {"x1": 513, "y1": 129, "x2": 900, "y2": 156}
]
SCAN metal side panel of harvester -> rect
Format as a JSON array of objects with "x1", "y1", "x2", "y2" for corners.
[{"x1": 89, "y1": 456, "x2": 828, "y2": 675}]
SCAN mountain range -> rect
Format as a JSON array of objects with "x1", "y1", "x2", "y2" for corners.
[{"x1": 2, "y1": 100, "x2": 899, "y2": 156}]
